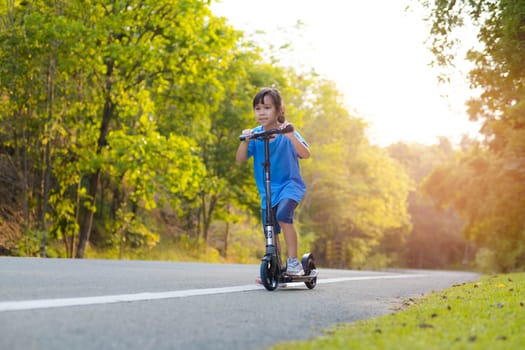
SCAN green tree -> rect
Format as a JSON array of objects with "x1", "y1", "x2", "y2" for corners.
[
  {"x1": 299, "y1": 80, "x2": 412, "y2": 268},
  {"x1": 0, "y1": 0, "x2": 240, "y2": 257},
  {"x1": 191, "y1": 47, "x2": 259, "y2": 252},
  {"x1": 71, "y1": 0, "x2": 241, "y2": 258},
  {"x1": 388, "y1": 140, "x2": 467, "y2": 269},
  {"x1": 423, "y1": 0, "x2": 525, "y2": 271},
  {"x1": 0, "y1": 1, "x2": 79, "y2": 254}
]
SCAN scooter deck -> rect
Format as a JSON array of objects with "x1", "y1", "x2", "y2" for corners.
[{"x1": 280, "y1": 269, "x2": 318, "y2": 283}]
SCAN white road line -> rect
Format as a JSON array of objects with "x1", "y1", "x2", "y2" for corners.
[
  {"x1": 318, "y1": 274, "x2": 428, "y2": 284},
  {"x1": 0, "y1": 273, "x2": 428, "y2": 312}
]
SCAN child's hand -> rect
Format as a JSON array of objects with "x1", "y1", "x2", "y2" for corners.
[
  {"x1": 280, "y1": 121, "x2": 291, "y2": 130},
  {"x1": 240, "y1": 129, "x2": 253, "y2": 142},
  {"x1": 280, "y1": 122, "x2": 294, "y2": 138}
]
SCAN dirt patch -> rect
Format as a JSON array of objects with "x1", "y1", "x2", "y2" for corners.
[{"x1": 0, "y1": 154, "x2": 23, "y2": 253}]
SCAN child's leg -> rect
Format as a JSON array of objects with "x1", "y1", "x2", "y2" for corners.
[
  {"x1": 279, "y1": 222, "x2": 298, "y2": 258},
  {"x1": 275, "y1": 199, "x2": 299, "y2": 259},
  {"x1": 279, "y1": 220, "x2": 303, "y2": 275}
]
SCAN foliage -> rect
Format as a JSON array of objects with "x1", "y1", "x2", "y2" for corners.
[
  {"x1": 0, "y1": 0, "x2": 241, "y2": 257},
  {"x1": 423, "y1": 142, "x2": 525, "y2": 271},
  {"x1": 299, "y1": 80, "x2": 412, "y2": 269},
  {"x1": 270, "y1": 273, "x2": 525, "y2": 350},
  {"x1": 388, "y1": 140, "x2": 468, "y2": 269},
  {"x1": 0, "y1": 0, "x2": 483, "y2": 271},
  {"x1": 421, "y1": 0, "x2": 525, "y2": 272}
]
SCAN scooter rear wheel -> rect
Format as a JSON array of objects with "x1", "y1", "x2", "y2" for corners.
[
  {"x1": 302, "y1": 253, "x2": 317, "y2": 289},
  {"x1": 260, "y1": 256, "x2": 279, "y2": 291}
]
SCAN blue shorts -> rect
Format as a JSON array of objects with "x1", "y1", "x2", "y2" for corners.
[{"x1": 261, "y1": 198, "x2": 298, "y2": 235}]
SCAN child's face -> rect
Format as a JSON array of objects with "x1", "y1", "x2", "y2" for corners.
[{"x1": 254, "y1": 95, "x2": 280, "y2": 129}]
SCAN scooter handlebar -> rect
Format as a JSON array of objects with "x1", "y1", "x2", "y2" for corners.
[{"x1": 239, "y1": 124, "x2": 294, "y2": 141}]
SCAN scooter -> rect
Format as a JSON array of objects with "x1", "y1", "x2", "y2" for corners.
[{"x1": 240, "y1": 125, "x2": 318, "y2": 291}]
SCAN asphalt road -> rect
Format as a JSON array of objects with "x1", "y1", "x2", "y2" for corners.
[{"x1": 0, "y1": 257, "x2": 479, "y2": 350}]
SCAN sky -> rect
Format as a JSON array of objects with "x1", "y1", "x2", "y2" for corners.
[{"x1": 210, "y1": 0, "x2": 481, "y2": 146}]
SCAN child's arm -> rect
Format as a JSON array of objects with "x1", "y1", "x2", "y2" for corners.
[
  {"x1": 282, "y1": 123, "x2": 311, "y2": 159},
  {"x1": 235, "y1": 129, "x2": 252, "y2": 163},
  {"x1": 286, "y1": 133, "x2": 311, "y2": 159}
]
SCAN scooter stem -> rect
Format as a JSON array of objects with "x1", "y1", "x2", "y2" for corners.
[{"x1": 263, "y1": 134, "x2": 274, "y2": 247}]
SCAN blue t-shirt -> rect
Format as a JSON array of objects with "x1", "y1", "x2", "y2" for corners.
[{"x1": 247, "y1": 126, "x2": 308, "y2": 208}]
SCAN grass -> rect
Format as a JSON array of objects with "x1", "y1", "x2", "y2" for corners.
[
  {"x1": 270, "y1": 273, "x2": 525, "y2": 350},
  {"x1": 85, "y1": 237, "x2": 261, "y2": 264}
]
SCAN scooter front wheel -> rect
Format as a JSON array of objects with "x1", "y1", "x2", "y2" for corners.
[{"x1": 260, "y1": 256, "x2": 279, "y2": 291}]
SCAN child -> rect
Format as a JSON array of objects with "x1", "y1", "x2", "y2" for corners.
[{"x1": 236, "y1": 87, "x2": 311, "y2": 275}]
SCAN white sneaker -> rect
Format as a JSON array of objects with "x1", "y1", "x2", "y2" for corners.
[{"x1": 286, "y1": 257, "x2": 304, "y2": 276}]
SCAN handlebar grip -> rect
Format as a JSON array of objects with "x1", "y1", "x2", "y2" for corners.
[
  {"x1": 238, "y1": 124, "x2": 294, "y2": 141},
  {"x1": 280, "y1": 124, "x2": 294, "y2": 134}
]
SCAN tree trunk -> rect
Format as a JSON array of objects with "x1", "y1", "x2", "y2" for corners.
[
  {"x1": 223, "y1": 205, "x2": 230, "y2": 259},
  {"x1": 22, "y1": 129, "x2": 30, "y2": 231},
  {"x1": 76, "y1": 169, "x2": 100, "y2": 258},
  {"x1": 40, "y1": 54, "x2": 56, "y2": 257},
  {"x1": 76, "y1": 60, "x2": 115, "y2": 258}
]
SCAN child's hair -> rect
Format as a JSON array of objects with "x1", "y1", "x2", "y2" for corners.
[{"x1": 253, "y1": 87, "x2": 285, "y2": 123}]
